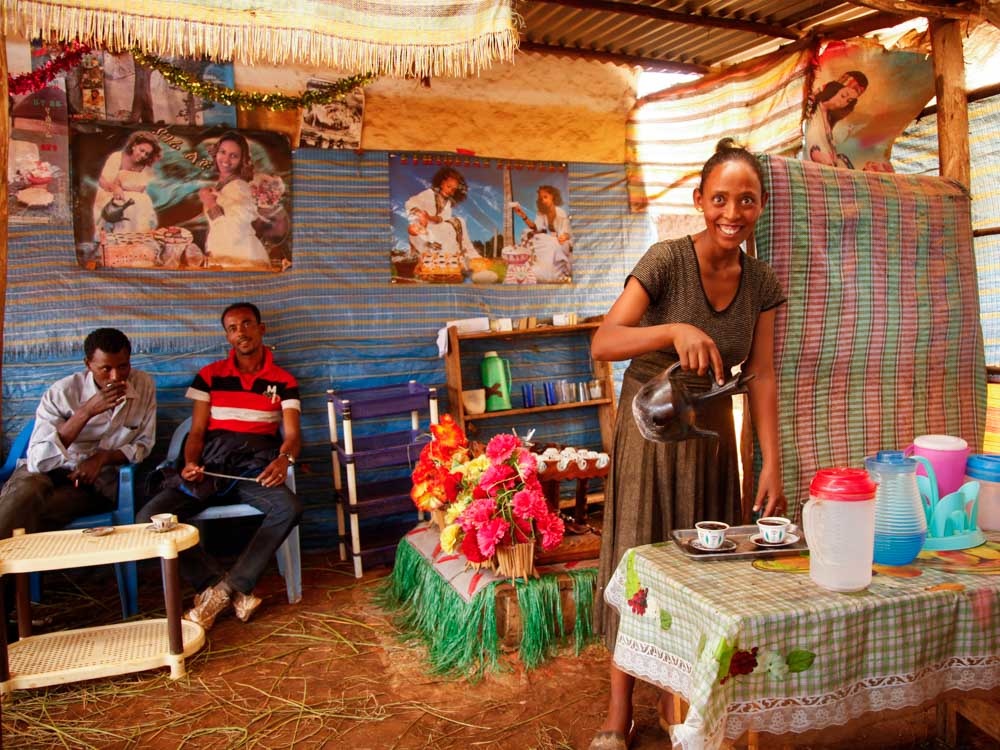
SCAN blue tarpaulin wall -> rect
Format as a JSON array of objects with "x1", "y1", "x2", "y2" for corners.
[{"x1": 2, "y1": 148, "x2": 653, "y2": 547}]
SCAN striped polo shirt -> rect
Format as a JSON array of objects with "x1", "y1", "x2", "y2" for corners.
[{"x1": 186, "y1": 348, "x2": 301, "y2": 434}]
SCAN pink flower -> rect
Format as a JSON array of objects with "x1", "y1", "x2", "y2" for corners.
[
  {"x1": 512, "y1": 488, "x2": 548, "y2": 520},
  {"x1": 477, "y1": 517, "x2": 510, "y2": 558},
  {"x1": 517, "y1": 450, "x2": 538, "y2": 478},
  {"x1": 460, "y1": 497, "x2": 496, "y2": 532},
  {"x1": 485, "y1": 433, "x2": 520, "y2": 463},
  {"x1": 480, "y1": 463, "x2": 516, "y2": 495},
  {"x1": 535, "y1": 511, "x2": 565, "y2": 550}
]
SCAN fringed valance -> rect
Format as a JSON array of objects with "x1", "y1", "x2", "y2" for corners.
[{"x1": 1, "y1": 0, "x2": 520, "y2": 77}]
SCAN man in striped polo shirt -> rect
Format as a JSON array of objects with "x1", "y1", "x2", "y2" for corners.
[{"x1": 138, "y1": 303, "x2": 302, "y2": 629}]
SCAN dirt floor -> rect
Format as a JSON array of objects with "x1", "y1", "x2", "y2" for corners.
[{"x1": 1, "y1": 548, "x2": 997, "y2": 749}]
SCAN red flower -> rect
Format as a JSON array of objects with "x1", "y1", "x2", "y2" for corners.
[
  {"x1": 722, "y1": 647, "x2": 759, "y2": 684},
  {"x1": 628, "y1": 587, "x2": 648, "y2": 615},
  {"x1": 461, "y1": 528, "x2": 489, "y2": 563}
]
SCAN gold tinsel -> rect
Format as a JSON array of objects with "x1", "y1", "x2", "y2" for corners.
[{"x1": 131, "y1": 50, "x2": 373, "y2": 111}]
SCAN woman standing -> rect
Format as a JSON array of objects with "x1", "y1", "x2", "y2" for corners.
[
  {"x1": 199, "y1": 131, "x2": 270, "y2": 269},
  {"x1": 588, "y1": 139, "x2": 786, "y2": 749},
  {"x1": 92, "y1": 130, "x2": 162, "y2": 237}
]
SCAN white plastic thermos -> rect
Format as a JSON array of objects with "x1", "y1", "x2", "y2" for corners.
[{"x1": 802, "y1": 468, "x2": 877, "y2": 592}]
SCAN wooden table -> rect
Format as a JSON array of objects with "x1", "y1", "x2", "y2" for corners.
[
  {"x1": 0, "y1": 523, "x2": 206, "y2": 695},
  {"x1": 605, "y1": 533, "x2": 1000, "y2": 749}
]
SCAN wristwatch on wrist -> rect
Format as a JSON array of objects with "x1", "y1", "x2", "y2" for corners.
[{"x1": 280, "y1": 452, "x2": 296, "y2": 465}]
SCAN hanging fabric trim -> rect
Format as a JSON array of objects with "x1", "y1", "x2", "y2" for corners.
[{"x1": 2, "y1": 0, "x2": 519, "y2": 77}]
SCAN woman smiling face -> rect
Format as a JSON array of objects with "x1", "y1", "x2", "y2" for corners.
[{"x1": 215, "y1": 138, "x2": 245, "y2": 180}]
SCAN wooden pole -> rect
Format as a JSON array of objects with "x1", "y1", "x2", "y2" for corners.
[
  {"x1": 0, "y1": 33, "x2": 10, "y2": 432},
  {"x1": 929, "y1": 19, "x2": 971, "y2": 189}
]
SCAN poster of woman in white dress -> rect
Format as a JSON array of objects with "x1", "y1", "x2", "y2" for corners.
[
  {"x1": 71, "y1": 123, "x2": 291, "y2": 272},
  {"x1": 802, "y1": 41, "x2": 934, "y2": 172},
  {"x1": 389, "y1": 155, "x2": 504, "y2": 284},
  {"x1": 508, "y1": 168, "x2": 573, "y2": 284}
]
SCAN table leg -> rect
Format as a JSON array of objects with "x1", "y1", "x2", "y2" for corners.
[
  {"x1": 161, "y1": 557, "x2": 183, "y2": 655},
  {"x1": 14, "y1": 574, "x2": 31, "y2": 640},
  {"x1": 574, "y1": 478, "x2": 588, "y2": 523},
  {"x1": 542, "y1": 479, "x2": 560, "y2": 515},
  {"x1": 0, "y1": 576, "x2": 9, "y2": 684}
]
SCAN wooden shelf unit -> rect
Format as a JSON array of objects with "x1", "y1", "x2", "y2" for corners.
[{"x1": 444, "y1": 322, "x2": 616, "y2": 453}]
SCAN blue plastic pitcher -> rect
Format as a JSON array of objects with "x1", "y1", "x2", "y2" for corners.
[
  {"x1": 481, "y1": 351, "x2": 512, "y2": 411},
  {"x1": 864, "y1": 451, "x2": 927, "y2": 566}
]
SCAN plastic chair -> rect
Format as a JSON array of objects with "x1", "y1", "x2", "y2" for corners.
[
  {"x1": 159, "y1": 417, "x2": 302, "y2": 604},
  {"x1": 1, "y1": 418, "x2": 139, "y2": 619}
]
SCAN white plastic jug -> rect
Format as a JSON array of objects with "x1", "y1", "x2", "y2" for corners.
[{"x1": 803, "y1": 468, "x2": 877, "y2": 592}]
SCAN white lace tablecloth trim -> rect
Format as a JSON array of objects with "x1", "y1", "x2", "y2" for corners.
[
  {"x1": 722, "y1": 655, "x2": 1000, "y2": 738},
  {"x1": 615, "y1": 633, "x2": 1000, "y2": 743}
]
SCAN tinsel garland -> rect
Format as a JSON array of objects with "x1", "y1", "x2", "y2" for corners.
[
  {"x1": 131, "y1": 50, "x2": 373, "y2": 111},
  {"x1": 7, "y1": 41, "x2": 90, "y2": 96}
]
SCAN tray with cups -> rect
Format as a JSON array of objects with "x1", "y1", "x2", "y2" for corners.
[{"x1": 672, "y1": 517, "x2": 807, "y2": 560}]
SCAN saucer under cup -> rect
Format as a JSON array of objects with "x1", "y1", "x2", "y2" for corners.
[{"x1": 750, "y1": 532, "x2": 800, "y2": 548}]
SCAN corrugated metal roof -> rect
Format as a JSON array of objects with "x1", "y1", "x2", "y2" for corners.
[{"x1": 516, "y1": 1, "x2": 920, "y2": 72}]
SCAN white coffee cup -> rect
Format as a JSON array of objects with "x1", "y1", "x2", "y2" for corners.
[
  {"x1": 757, "y1": 516, "x2": 791, "y2": 544},
  {"x1": 151, "y1": 513, "x2": 177, "y2": 531},
  {"x1": 695, "y1": 521, "x2": 729, "y2": 549}
]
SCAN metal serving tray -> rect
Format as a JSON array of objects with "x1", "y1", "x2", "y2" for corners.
[{"x1": 672, "y1": 524, "x2": 808, "y2": 561}]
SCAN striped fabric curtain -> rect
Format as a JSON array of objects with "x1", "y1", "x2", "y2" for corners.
[
  {"x1": 626, "y1": 45, "x2": 813, "y2": 214},
  {"x1": 755, "y1": 155, "x2": 986, "y2": 519},
  {"x1": 894, "y1": 94, "x2": 1000, "y2": 366}
]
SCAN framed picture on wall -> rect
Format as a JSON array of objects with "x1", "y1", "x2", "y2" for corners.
[
  {"x1": 388, "y1": 154, "x2": 572, "y2": 285},
  {"x1": 299, "y1": 79, "x2": 364, "y2": 149},
  {"x1": 70, "y1": 123, "x2": 292, "y2": 272}
]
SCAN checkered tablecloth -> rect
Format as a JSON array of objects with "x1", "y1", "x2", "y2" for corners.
[{"x1": 605, "y1": 534, "x2": 1000, "y2": 749}]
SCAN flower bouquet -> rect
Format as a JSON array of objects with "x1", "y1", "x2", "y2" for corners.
[
  {"x1": 410, "y1": 414, "x2": 469, "y2": 528},
  {"x1": 443, "y1": 433, "x2": 565, "y2": 581},
  {"x1": 249, "y1": 173, "x2": 286, "y2": 215}
]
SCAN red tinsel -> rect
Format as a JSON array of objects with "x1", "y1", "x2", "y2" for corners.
[{"x1": 7, "y1": 41, "x2": 90, "y2": 96}]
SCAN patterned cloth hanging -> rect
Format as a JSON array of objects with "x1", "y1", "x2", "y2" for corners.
[{"x1": 1, "y1": 0, "x2": 519, "y2": 77}]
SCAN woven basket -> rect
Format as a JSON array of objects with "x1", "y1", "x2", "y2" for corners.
[
  {"x1": 465, "y1": 557, "x2": 495, "y2": 572},
  {"x1": 495, "y1": 542, "x2": 537, "y2": 583}
]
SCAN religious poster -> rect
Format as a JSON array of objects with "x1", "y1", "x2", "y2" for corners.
[
  {"x1": 299, "y1": 79, "x2": 365, "y2": 149},
  {"x1": 71, "y1": 123, "x2": 292, "y2": 272},
  {"x1": 99, "y1": 52, "x2": 237, "y2": 127},
  {"x1": 802, "y1": 40, "x2": 934, "y2": 172},
  {"x1": 389, "y1": 154, "x2": 573, "y2": 284},
  {"x1": 66, "y1": 50, "x2": 107, "y2": 121}
]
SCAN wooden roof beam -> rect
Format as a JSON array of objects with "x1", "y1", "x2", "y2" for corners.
[
  {"x1": 849, "y1": 1, "x2": 993, "y2": 22},
  {"x1": 532, "y1": 0, "x2": 801, "y2": 40},
  {"x1": 811, "y1": 11, "x2": 915, "y2": 38}
]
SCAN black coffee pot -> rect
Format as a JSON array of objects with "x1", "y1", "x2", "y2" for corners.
[
  {"x1": 632, "y1": 362, "x2": 755, "y2": 442},
  {"x1": 101, "y1": 198, "x2": 134, "y2": 224}
]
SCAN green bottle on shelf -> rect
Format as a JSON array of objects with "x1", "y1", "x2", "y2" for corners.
[{"x1": 481, "y1": 351, "x2": 512, "y2": 411}]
